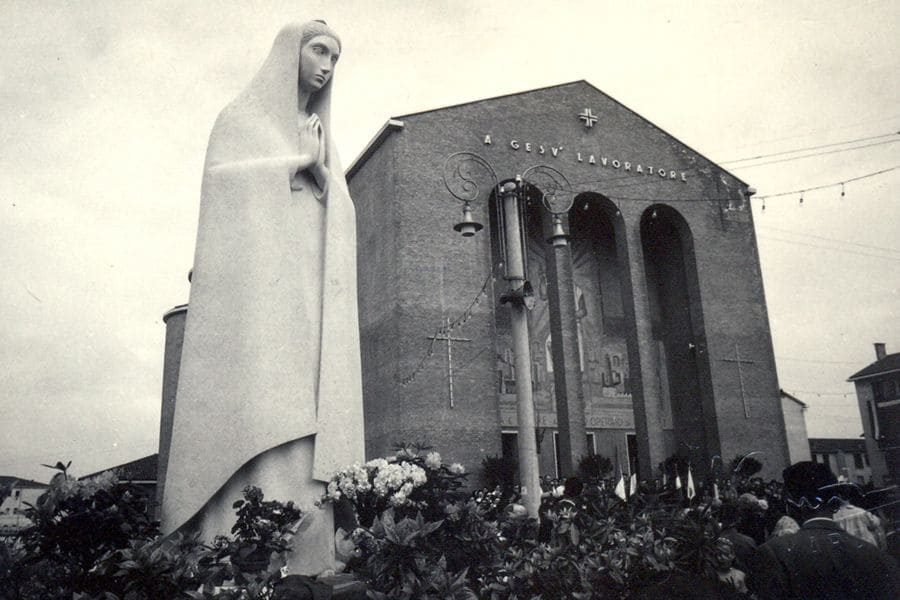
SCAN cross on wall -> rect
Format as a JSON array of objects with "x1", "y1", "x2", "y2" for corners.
[
  {"x1": 427, "y1": 318, "x2": 472, "y2": 408},
  {"x1": 720, "y1": 342, "x2": 757, "y2": 419}
]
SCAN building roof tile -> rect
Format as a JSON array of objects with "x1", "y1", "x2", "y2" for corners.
[
  {"x1": 848, "y1": 352, "x2": 900, "y2": 381},
  {"x1": 0, "y1": 476, "x2": 48, "y2": 488},
  {"x1": 80, "y1": 454, "x2": 158, "y2": 482}
]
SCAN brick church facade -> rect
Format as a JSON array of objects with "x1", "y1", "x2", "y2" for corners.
[
  {"x1": 345, "y1": 81, "x2": 789, "y2": 482},
  {"x1": 158, "y1": 81, "x2": 790, "y2": 489}
]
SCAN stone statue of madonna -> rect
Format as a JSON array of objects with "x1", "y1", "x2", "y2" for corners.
[{"x1": 161, "y1": 21, "x2": 364, "y2": 575}]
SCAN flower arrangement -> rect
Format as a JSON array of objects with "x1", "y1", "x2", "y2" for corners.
[
  {"x1": 219, "y1": 485, "x2": 302, "y2": 576},
  {"x1": 320, "y1": 443, "x2": 467, "y2": 527}
]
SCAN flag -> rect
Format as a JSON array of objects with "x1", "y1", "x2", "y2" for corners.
[
  {"x1": 615, "y1": 474, "x2": 627, "y2": 501},
  {"x1": 675, "y1": 474, "x2": 682, "y2": 490},
  {"x1": 662, "y1": 471, "x2": 667, "y2": 487},
  {"x1": 629, "y1": 473, "x2": 637, "y2": 496},
  {"x1": 686, "y1": 466, "x2": 696, "y2": 500},
  {"x1": 713, "y1": 482, "x2": 720, "y2": 501}
]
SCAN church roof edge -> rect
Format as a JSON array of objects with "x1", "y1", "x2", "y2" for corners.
[
  {"x1": 346, "y1": 80, "x2": 749, "y2": 188},
  {"x1": 346, "y1": 119, "x2": 405, "y2": 180}
]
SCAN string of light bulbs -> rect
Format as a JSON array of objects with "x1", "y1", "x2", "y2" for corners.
[
  {"x1": 398, "y1": 271, "x2": 496, "y2": 386},
  {"x1": 530, "y1": 163, "x2": 899, "y2": 207},
  {"x1": 757, "y1": 164, "x2": 900, "y2": 211},
  {"x1": 553, "y1": 132, "x2": 900, "y2": 195},
  {"x1": 783, "y1": 388, "x2": 856, "y2": 398}
]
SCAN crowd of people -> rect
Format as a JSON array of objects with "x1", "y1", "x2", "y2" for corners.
[{"x1": 535, "y1": 461, "x2": 900, "y2": 599}]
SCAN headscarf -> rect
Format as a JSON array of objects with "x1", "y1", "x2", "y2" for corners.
[{"x1": 205, "y1": 20, "x2": 345, "y2": 184}]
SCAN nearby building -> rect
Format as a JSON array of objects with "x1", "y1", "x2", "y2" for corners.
[
  {"x1": 82, "y1": 454, "x2": 159, "y2": 519},
  {"x1": 781, "y1": 389, "x2": 811, "y2": 464},
  {"x1": 0, "y1": 476, "x2": 49, "y2": 536},
  {"x1": 809, "y1": 438, "x2": 872, "y2": 485},
  {"x1": 157, "y1": 81, "x2": 793, "y2": 489},
  {"x1": 849, "y1": 342, "x2": 900, "y2": 486}
]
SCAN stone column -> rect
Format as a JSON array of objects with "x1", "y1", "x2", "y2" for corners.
[
  {"x1": 500, "y1": 182, "x2": 542, "y2": 517},
  {"x1": 545, "y1": 212, "x2": 588, "y2": 477},
  {"x1": 618, "y1": 214, "x2": 666, "y2": 477}
]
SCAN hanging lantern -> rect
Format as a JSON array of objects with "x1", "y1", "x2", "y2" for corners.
[
  {"x1": 547, "y1": 214, "x2": 569, "y2": 247},
  {"x1": 453, "y1": 202, "x2": 483, "y2": 237}
]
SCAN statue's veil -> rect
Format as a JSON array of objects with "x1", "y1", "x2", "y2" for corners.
[{"x1": 162, "y1": 21, "x2": 363, "y2": 537}]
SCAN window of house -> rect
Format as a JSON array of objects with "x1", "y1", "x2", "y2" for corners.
[
  {"x1": 853, "y1": 453, "x2": 864, "y2": 469},
  {"x1": 867, "y1": 400, "x2": 881, "y2": 438},
  {"x1": 873, "y1": 381, "x2": 885, "y2": 403},
  {"x1": 586, "y1": 432, "x2": 596, "y2": 456}
]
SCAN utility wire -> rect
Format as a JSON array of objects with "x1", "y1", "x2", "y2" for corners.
[
  {"x1": 730, "y1": 139, "x2": 900, "y2": 170},
  {"x1": 707, "y1": 113, "x2": 900, "y2": 154},
  {"x1": 721, "y1": 131, "x2": 900, "y2": 164},
  {"x1": 757, "y1": 235, "x2": 900, "y2": 263},
  {"x1": 775, "y1": 356, "x2": 867, "y2": 365},
  {"x1": 757, "y1": 225, "x2": 900, "y2": 255},
  {"x1": 556, "y1": 151, "x2": 899, "y2": 199}
]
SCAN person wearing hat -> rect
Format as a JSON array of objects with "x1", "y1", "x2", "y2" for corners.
[{"x1": 748, "y1": 461, "x2": 899, "y2": 599}]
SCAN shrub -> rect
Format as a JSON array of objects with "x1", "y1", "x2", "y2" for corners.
[
  {"x1": 4, "y1": 454, "x2": 758, "y2": 599},
  {"x1": 1, "y1": 462, "x2": 296, "y2": 599}
]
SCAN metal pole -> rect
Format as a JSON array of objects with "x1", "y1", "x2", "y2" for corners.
[{"x1": 500, "y1": 181, "x2": 542, "y2": 518}]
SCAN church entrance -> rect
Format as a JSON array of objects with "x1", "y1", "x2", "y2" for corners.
[
  {"x1": 640, "y1": 205, "x2": 717, "y2": 471},
  {"x1": 494, "y1": 190, "x2": 641, "y2": 478}
]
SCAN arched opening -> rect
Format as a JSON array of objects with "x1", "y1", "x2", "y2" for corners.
[
  {"x1": 640, "y1": 204, "x2": 717, "y2": 470},
  {"x1": 488, "y1": 183, "x2": 559, "y2": 474},
  {"x1": 569, "y1": 193, "x2": 639, "y2": 472}
]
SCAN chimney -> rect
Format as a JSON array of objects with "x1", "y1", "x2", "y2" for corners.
[{"x1": 874, "y1": 343, "x2": 886, "y2": 361}]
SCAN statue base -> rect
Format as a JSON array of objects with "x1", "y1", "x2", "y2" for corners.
[{"x1": 273, "y1": 573, "x2": 366, "y2": 599}]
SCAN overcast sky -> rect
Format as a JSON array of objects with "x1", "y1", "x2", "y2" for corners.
[{"x1": 2, "y1": 1, "x2": 898, "y2": 482}]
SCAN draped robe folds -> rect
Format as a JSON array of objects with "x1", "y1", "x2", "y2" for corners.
[{"x1": 161, "y1": 23, "x2": 364, "y2": 574}]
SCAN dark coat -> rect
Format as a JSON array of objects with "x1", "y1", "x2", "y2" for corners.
[
  {"x1": 748, "y1": 517, "x2": 900, "y2": 599},
  {"x1": 720, "y1": 527, "x2": 757, "y2": 573}
]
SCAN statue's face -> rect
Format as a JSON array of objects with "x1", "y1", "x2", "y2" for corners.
[{"x1": 299, "y1": 35, "x2": 340, "y2": 93}]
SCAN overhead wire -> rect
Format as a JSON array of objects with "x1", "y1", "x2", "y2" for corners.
[
  {"x1": 757, "y1": 235, "x2": 900, "y2": 262},
  {"x1": 720, "y1": 131, "x2": 900, "y2": 164},
  {"x1": 706, "y1": 113, "x2": 900, "y2": 154},
  {"x1": 544, "y1": 152, "x2": 900, "y2": 201},
  {"x1": 775, "y1": 356, "x2": 868, "y2": 365},
  {"x1": 757, "y1": 225, "x2": 900, "y2": 255},
  {"x1": 727, "y1": 138, "x2": 900, "y2": 169}
]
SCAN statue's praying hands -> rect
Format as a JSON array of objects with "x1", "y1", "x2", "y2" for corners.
[{"x1": 295, "y1": 113, "x2": 328, "y2": 193}]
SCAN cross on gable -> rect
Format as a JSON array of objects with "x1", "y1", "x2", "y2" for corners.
[
  {"x1": 720, "y1": 343, "x2": 758, "y2": 418},
  {"x1": 578, "y1": 108, "x2": 598, "y2": 128}
]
